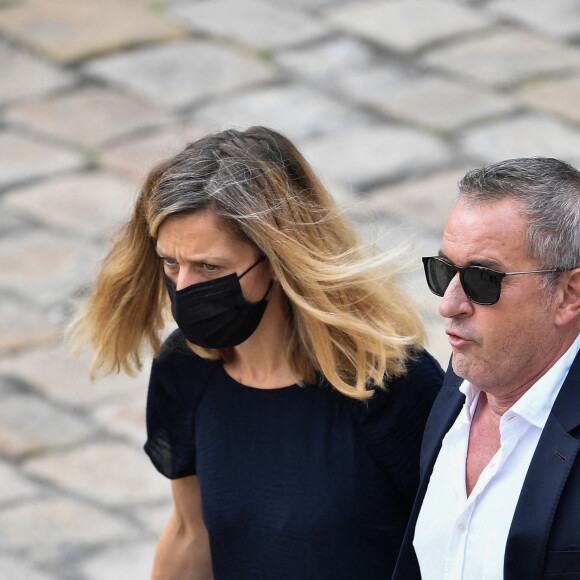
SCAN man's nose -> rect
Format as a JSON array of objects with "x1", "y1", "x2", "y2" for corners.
[{"x1": 438, "y1": 273, "x2": 473, "y2": 319}]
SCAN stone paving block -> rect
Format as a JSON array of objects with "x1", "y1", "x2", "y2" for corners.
[
  {"x1": 0, "y1": 459, "x2": 42, "y2": 504},
  {"x1": 346, "y1": 209, "x2": 410, "y2": 250},
  {"x1": 345, "y1": 214, "x2": 450, "y2": 367},
  {"x1": 0, "y1": 0, "x2": 186, "y2": 63},
  {"x1": 300, "y1": 125, "x2": 451, "y2": 190},
  {"x1": 0, "y1": 131, "x2": 85, "y2": 190},
  {"x1": 84, "y1": 39, "x2": 276, "y2": 110},
  {"x1": 0, "y1": 41, "x2": 74, "y2": 107},
  {"x1": 0, "y1": 341, "x2": 150, "y2": 408},
  {"x1": 518, "y1": 75, "x2": 580, "y2": 126},
  {"x1": 5, "y1": 86, "x2": 171, "y2": 148},
  {"x1": 364, "y1": 167, "x2": 471, "y2": 232},
  {"x1": 94, "y1": 390, "x2": 147, "y2": 446},
  {"x1": 100, "y1": 125, "x2": 211, "y2": 182},
  {"x1": 424, "y1": 316, "x2": 451, "y2": 366},
  {"x1": 190, "y1": 84, "x2": 371, "y2": 142},
  {"x1": 399, "y1": 255, "x2": 446, "y2": 326},
  {"x1": 423, "y1": 29, "x2": 580, "y2": 88},
  {"x1": 460, "y1": 114, "x2": 580, "y2": 169},
  {"x1": 328, "y1": 0, "x2": 493, "y2": 52},
  {"x1": 0, "y1": 230, "x2": 103, "y2": 308},
  {"x1": 24, "y1": 441, "x2": 171, "y2": 506},
  {"x1": 322, "y1": 177, "x2": 359, "y2": 208},
  {"x1": 0, "y1": 391, "x2": 94, "y2": 458},
  {"x1": 79, "y1": 540, "x2": 158, "y2": 580},
  {"x1": 134, "y1": 501, "x2": 173, "y2": 536},
  {"x1": 0, "y1": 497, "x2": 137, "y2": 566},
  {"x1": 490, "y1": 0, "x2": 580, "y2": 40},
  {"x1": 331, "y1": 63, "x2": 409, "y2": 107},
  {"x1": 0, "y1": 556, "x2": 56, "y2": 580},
  {"x1": 0, "y1": 296, "x2": 61, "y2": 353},
  {"x1": 171, "y1": 0, "x2": 329, "y2": 50},
  {"x1": 347, "y1": 206, "x2": 440, "y2": 260},
  {"x1": 276, "y1": 37, "x2": 375, "y2": 86},
  {"x1": 352, "y1": 76, "x2": 516, "y2": 132},
  {"x1": 2, "y1": 172, "x2": 137, "y2": 239},
  {"x1": 0, "y1": 207, "x2": 37, "y2": 238},
  {"x1": 270, "y1": 0, "x2": 350, "y2": 6}
]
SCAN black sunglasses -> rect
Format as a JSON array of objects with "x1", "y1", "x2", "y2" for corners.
[{"x1": 422, "y1": 256, "x2": 560, "y2": 305}]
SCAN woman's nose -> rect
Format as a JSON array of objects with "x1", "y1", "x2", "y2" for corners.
[{"x1": 175, "y1": 269, "x2": 204, "y2": 291}]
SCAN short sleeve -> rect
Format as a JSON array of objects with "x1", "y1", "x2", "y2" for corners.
[
  {"x1": 352, "y1": 350, "x2": 444, "y2": 505},
  {"x1": 144, "y1": 330, "x2": 218, "y2": 479}
]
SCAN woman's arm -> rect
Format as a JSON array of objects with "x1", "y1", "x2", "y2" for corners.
[{"x1": 151, "y1": 475, "x2": 213, "y2": 580}]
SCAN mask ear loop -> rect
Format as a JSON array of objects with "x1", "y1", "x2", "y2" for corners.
[
  {"x1": 261, "y1": 279, "x2": 274, "y2": 301},
  {"x1": 238, "y1": 255, "x2": 273, "y2": 302},
  {"x1": 238, "y1": 254, "x2": 266, "y2": 279}
]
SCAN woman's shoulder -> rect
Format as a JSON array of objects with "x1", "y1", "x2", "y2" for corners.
[
  {"x1": 352, "y1": 349, "x2": 444, "y2": 423},
  {"x1": 155, "y1": 329, "x2": 213, "y2": 365},
  {"x1": 150, "y1": 329, "x2": 220, "y2": 398},
  {"x1": 389, "y1": 349, "x2": 445, "y2": 394},
  {"x1": 349, "y1": 349, "x2": 445, "y2": 500}
]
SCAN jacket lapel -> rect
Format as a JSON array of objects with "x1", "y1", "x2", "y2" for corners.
[
  {"x1": 392, "y1": 361, "x2": 465, "y2": 580},
  {"x1": 420, "y1": 362, "x2": 464, "y2": 477},
  {"x1": 504, "y1": 349, "x2": 580, "y2": 579}
]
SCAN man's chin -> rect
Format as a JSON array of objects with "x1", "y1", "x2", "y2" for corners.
[{"x1": 450, "y1": 351, "x2": 472, "y2": 380}]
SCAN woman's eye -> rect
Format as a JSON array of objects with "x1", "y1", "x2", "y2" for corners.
[
  {"x1": 163, "y1": 257, "x2": 178, "y2": 267},
  {"x1": 203, "y1": 263, "x2": 219, "y2": 272}
]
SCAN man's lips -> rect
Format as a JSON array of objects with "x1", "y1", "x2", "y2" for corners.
[{"x1": 446, "y1": 330, "x2": 473, "y2": 348}]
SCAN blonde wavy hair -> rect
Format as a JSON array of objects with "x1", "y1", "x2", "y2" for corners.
[{"x1": 70, "y1": 126, "x2": 425, "y2": 400}]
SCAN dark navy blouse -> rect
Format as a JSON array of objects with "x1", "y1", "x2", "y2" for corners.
[{"x1": 145, "y1": 330, "x2": 443, "y2": 580}]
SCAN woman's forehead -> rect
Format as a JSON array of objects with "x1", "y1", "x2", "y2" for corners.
[{"x1": 157, "y1": 211, "x2": 254, "y2": 258}]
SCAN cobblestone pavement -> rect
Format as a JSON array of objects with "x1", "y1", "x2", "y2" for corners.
[{"x1": 2, "y1": 0, "x2": 580, "y2": 577}]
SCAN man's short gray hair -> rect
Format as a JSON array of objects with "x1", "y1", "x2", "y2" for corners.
[{"x1": 458, "y1": 157, "x2": 580, "y2": 292}]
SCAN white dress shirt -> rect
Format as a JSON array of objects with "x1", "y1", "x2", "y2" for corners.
[{"x1": 414, "y1": 334, "x2": 580, "y2": 580}]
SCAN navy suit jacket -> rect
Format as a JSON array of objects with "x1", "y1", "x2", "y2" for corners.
[{"x1": 393, "y1": 349, "x2": 580, "y2": 580}]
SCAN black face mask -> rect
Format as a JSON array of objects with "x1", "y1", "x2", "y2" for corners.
[{"x1": 164, "y1": 256, "x2": 273, "y2": 349}]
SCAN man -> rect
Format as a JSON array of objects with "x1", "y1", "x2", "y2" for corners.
[{"x1": 393, "y1": 157, "x2": 580, "y2": 579}]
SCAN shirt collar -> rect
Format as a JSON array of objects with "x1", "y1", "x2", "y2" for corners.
[{"x1": 459, "y1": 381, "x2": 480, "y2": 422}]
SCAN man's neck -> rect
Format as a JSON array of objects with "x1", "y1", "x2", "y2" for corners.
[{"x1": 465, "y1": 393, "x2": 501, "y2": 496}]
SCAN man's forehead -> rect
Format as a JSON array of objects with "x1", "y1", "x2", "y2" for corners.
[
  {"x1": 444, "y1": 197, "x2": 526, "y2": 232},
  {"x1": 441, "y1": 197, "x2": 528, "y2": 267}
]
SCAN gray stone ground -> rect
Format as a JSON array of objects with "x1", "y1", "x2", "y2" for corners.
[{"x1": 1, "y1": 0, "x2": 580, "y2": 577}]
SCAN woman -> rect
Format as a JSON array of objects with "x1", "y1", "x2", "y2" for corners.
[{"x1": 72, "y1": 126, "x2": 442, "y2": 579}]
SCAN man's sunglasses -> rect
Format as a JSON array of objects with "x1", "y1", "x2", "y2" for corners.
[{"x1": 422, "y1": 256, "x2": 560, "y2": 305}]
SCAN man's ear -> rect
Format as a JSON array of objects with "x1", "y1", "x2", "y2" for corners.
[{"x1": 555, "y1": 268, "x2": 580, "y2": 327}]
